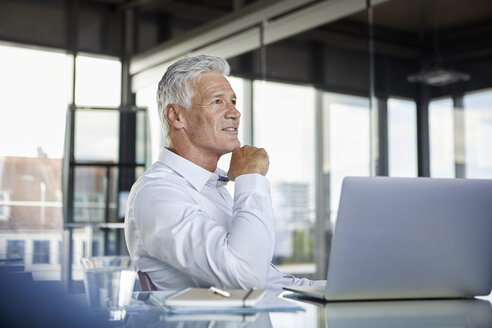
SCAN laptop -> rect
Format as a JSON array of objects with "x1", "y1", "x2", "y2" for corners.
[{"x1": 284, "y1": 176, "x2": 492, "y2": 301}]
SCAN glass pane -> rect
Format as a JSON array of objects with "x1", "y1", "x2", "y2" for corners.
[
  {"x1": 324, "y1": 93, "x2": 371, "y2": 226},
  {"x1": 75, "y1": 55, "x2": 121, "y2": 107},
  {"x1": 0, "y1": 45, "x2": 72, "y2": 158},
  {"x1": 74, "y1": 110, "x2": 120, "y2": 162},
  {"x1": 464, "y1": 89, "x2": 492, "y2": 178},
  {"x1": 253, "y1": 80, "x2": 316, "y2": 274},
  {"x1": 136, "y1": 110, "x2": 150, "y2": 165},
  {"x1": 72, "y1": 227, "x2": 89, "y2": 280},
  {"x1": 429, "y1": 98, "x2": 455, "y2": 177},
  {"x1": 388, "y1": 98, "x2": 417, "y2": 177},
  {"x1": 0, "y1": 44, "x2": 69, "y2": 280},
  {"x1": 71, "y1": 227, "x2": 118, "y2": 280},
  {"x1": 73, "y1": 166, "x2": 118, "y2": 223},
  {"x1": 136, "y1": 84, "x2": 163, "y2": 163}
]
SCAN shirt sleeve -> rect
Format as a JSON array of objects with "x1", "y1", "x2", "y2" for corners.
[
  {"x1": 133, "y1": 173, "x2": 275, "y2": 290},
  {"x1": 266, "y1": 264, "x2": 327, "y2": 291}
]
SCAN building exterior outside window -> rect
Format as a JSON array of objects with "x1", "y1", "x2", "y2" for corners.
[
  {"x1": 32, "y1": 240, "x2": 50, "y2": 264},
  {"x1": 0, "y1": 44, "x2": 122, "y2": 280},
  {"x1": 7, "y1": 240, "x2": 24, "y2": 260}
]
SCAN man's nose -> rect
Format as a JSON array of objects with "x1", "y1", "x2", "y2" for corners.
[{"x1": 226, "y1": 103, "x2": 241, "y2": 120}]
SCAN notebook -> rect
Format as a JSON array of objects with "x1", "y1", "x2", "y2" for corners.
[
  {"x1": 149, "y1": 289, "x2": 303, "y2": 315},
  {"x1": 284, "y1": 176, "x2": 492, "y2": 301},
  {"x1": 162, "y1": 287, "x2": 266, "y2": 307}
]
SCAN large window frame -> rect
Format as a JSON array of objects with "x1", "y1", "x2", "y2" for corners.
[{"x1": 0, "y1": 43, "x2": 149, "y2": 287}]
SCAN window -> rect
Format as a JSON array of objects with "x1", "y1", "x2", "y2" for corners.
[
  {"x1": 32, "y1": 240, "x2": 50, "y2": 264},
  {"x1": 429, "y1": 98, "x2": 455, "y2": 177},
  {"x1": 0, "y1": 44, "x2": 72, "y2": 158},
  {"x1": 0, "y1": 43, "x2": 71, "y2": 279},
  {"x1": 58, "y1": 240, "x2": 62, "y2": 265},
  {"x1": 75, "y1": 55, "x2": 121, "y2": 107},
  {"x1": 74, "y1": 110, "x2": 120, "y2": 162},
  {"x1": 464, "y1": 89, "x2": 492, "y2": 179},
  {"x1": 388, "y1": 98, "x2": 417, "y2": 177},
  {"x1": 73, "y1": 174, "x2": 111, "y2": 223},
  {"x1": 0, "y1": 191, "x2": 11, "y2": 221},
  {"x1": 92, "y1": 240, "x2": 101, "y2": 257},
  {"x1": 254, "y1": 80, "x2": 316, "y2": 270},
  {"x1": 323, "y1": 93, "x2": 371, "y2": 226},
  {"x1": 7, "y1": 240, "x2": 24, "y2": 260},
  {"x1": 136, "y1": 83, "x2": 163, "y2": 162}
]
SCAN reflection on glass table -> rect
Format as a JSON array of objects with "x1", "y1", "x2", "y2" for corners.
[
  {"x1": 123, "y1": 291, "x2": 492, "y2": 328},
  {"x1": 322, "y1": 298, "x2": 492, "y2": 328},
  {"x1": 125, "y1": 297, "x2": 275, "y2": 328}
]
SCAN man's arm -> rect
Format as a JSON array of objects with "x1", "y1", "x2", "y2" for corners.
[{"x1": 133, "y1": 162, "x2": 274, "y2": 289}]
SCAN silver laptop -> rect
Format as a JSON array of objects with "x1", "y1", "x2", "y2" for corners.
[{"x1": 284, "y1": 176, "x2": 492, "y2": 301}]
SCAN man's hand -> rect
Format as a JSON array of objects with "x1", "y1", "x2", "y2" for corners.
[{"x1": 227, "y1": 145, "x2": 269, "y2": 181}]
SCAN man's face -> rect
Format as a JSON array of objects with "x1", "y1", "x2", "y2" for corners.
[{"x1": 181, "y1": 71, "x2": 241, "y2": 159}]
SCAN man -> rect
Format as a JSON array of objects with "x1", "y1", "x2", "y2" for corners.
[{"x1": 124, "y1": 55, "x2": 325, "y2": 290}]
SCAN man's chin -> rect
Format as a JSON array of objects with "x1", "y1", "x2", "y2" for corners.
[{"x1": 220, "y1": 142, "x2": 241, "y2": 156}]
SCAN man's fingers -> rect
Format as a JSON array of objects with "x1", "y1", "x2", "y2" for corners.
[{"x1": 227, "y1": 146, "x2": 269, "y2": 181}]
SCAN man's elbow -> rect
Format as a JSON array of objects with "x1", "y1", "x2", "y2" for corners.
[{"x1": 234, "y1": 266, "x2": 269, "y2": 290}]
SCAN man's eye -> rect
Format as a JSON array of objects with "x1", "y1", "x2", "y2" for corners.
[
  {"x1": 213, "y1": 99, "x2": 221, "y2": 104},
  {"x1": 231, "y1": 100, "x2": 237, "y2": 105}
]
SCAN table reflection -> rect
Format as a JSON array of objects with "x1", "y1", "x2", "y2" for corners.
[
  {"x1": 124, "y1": 292, "x2": 492, "y2": 328},
  {"x1": 125, "y1": 311, "x2": 273, "y2": 328},
  {"x1": 322, "y1": 298, "x2": 492, "y2": 328}
]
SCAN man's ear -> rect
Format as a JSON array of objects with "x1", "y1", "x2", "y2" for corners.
[{"x1": 165, "y1": 104, "x2": 185, "y2": 129}]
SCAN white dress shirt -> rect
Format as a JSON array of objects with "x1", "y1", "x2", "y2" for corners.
[{"x1": 124, "y1": 148, "x2": 324, "y2": 290}]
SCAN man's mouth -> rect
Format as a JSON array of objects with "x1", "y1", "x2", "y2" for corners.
[{"x1": 222, "y1": 127, "x2": 237, "y2": 131}]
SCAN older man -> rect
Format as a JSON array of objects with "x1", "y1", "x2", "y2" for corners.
[{"x1": 124, "y1": 55, "x2": 324, "y2": 290}]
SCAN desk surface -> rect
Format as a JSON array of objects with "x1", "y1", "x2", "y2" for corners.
[{"x1": 121, "y1": 291, "x2": 492, "y2": 328}]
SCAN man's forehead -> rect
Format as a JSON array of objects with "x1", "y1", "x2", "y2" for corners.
[{"x1": 194, "y1": 72, "x2": 235, "y2": 96}]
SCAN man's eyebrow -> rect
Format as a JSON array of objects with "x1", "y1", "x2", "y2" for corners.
[{"x1": 210, "y1": 92, "x2": 237, "y2": 99}]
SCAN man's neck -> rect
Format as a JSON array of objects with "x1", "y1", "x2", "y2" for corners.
[{"x1": 167, "y1": 146, "x2": 219, "y2": 173}]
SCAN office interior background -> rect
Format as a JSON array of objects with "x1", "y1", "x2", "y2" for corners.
[{"x1": 0, "y1": 0, "x2": 491, "y2": 289}]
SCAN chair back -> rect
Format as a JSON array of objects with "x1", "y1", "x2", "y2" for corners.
[{"x1": 138, "y1": 271, "x2": 156, "y2": 291}]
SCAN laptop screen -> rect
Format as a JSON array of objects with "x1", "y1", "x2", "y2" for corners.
[{"x1": 324, "y1": 176, "x2": 492, "y2": 300}]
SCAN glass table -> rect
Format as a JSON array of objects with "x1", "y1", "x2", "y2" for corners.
[{"x1": 120, "y1": 291, "x2": 492, "y2": 328}]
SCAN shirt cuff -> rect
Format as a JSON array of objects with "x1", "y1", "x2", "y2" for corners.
[{"x1": 234, "y1": 173, "x2": 271, "y2": 200}]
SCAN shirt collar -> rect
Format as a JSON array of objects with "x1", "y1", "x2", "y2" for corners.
[{"x1": 158, "y1": 148, "x2": 228, "y2": 191}]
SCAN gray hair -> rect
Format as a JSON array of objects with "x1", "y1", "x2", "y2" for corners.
[{"x1": 156, "y1": 55, "x2": 230, "y2": 137}]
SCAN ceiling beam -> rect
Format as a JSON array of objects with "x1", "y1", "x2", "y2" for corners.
[
  {"x1": 129, "y1": 0, "x2": 315, "y2": 75},
  {"x1": 294, "y1": 28, "x2": 419, "y2": 59},
  {"x1": 130, "y1": 0, "x2": 391, "y2": 91}
]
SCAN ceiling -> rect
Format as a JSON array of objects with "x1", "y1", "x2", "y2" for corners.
[
  {"x1": 78, "y1": 0, "x2": 492, "y2": 37},
  {"x1": 1, "y1": 0, "x2": 491, "y2": 58},
  {"x1": 351, "y1": 0, "x2": 492, "y2": 33},
  {"x1": 0, "y1": 0, "x2": 491, "y2": 98}
]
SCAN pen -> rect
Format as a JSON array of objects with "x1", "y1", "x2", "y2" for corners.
[{"x1": 209, "y1": 286, "x2": 231, "y2": 298}]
